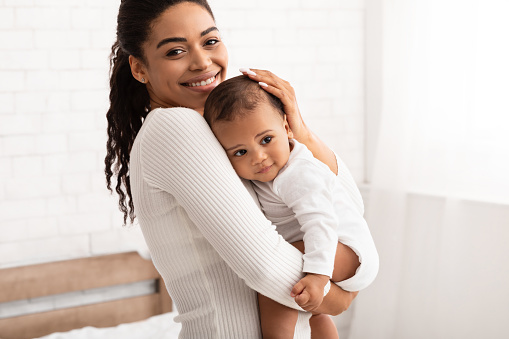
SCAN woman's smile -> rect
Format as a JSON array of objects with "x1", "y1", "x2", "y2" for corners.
[
  {"x1": 138, "y1": 3, "x2": 228, "y2": 113},
  {"x1": 181, "y1": 71, "x2": 220, "y2": 92}
]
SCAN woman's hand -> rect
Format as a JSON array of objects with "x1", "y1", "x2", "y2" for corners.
[
  {"x1": 318, "y1": 288, "x2": 359, "y2": 316},
  {"x1": 239, "y1": 68, "x2": 338, "y2": 175},
  {"x1": 239, "y1": 68, "x2": 311, "y2": 144}
]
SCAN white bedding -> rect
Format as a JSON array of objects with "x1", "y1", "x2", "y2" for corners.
[{"x1": 37, "y1": 312, "x2": 181, "y2": 339}]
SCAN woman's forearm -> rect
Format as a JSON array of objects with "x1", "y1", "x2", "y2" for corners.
[{"x1": 296, "y1": 130, "x2": 338, "y2": 175}]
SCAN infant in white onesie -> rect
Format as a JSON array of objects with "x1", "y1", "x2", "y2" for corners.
[{"x1": 204, "y1": 75, "x2": 378, "y2": 339}]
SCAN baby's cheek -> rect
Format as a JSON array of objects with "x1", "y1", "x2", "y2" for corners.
[{"x1": 233, "y1": 163, "x2": 251, "y2": 180}]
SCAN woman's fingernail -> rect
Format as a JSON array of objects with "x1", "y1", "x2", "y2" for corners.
[
  {"x1": 239, "y1": 68, "x2": 256, "y2": 76},
  {"x1": 259, "y1": 82, "x2": 268, "y2": 87}
]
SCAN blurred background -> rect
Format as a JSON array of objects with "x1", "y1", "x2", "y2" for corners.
[{"x1": 0, "y1": 0, "x2": 508, "y2": 338}]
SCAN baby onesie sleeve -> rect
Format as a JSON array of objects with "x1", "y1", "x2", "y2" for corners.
[
  {"x1": 274, "y1": 155, "x2": 379, "y2": 291},
  {"x1": 273, "y1": 158, "x2": 340, "y2": 278}
]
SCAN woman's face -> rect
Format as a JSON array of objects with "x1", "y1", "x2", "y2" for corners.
[{"x1": 140, "y1": 2, "x2": 228, "y2": 114}]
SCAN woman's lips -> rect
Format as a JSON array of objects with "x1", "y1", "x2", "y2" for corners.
[
  {"x1": 183, "y1": 78, "x2": 218, "y2": 93},
  {"x1": 181, "y1": 72, "x2": 220, "y2": 92}
]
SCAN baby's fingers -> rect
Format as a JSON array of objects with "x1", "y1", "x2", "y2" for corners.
[
  {"x1": 291, "y1": 280, "x2": 305, "y2": 298},
  {"x1": 295, "y1": 290, "x2": 310, "y2": 307}
]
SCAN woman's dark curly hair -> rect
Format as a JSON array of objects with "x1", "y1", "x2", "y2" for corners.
[{"x1": 105, "y1": 0, "x2": 214, "y2": 224}]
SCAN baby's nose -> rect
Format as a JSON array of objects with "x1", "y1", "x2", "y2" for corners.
[{"x1": 252, "y1": 149, "x2": 267, "y2": 164}]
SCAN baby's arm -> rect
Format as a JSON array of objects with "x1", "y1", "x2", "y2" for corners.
[
  {"x1": 275, "y1": 157, "x2": 343, "y2": 280},
  {"x1": 276, "y1": 153, "x2": 378, "y2": 296},
  {"x1": 290, "y1": 241, "x2": 360, "y2": 311}
]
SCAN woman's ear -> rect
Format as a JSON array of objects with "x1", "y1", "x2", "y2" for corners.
[
  {"x1": 129, "y1": 55, "x2": 148, "y2": 84},
  {"x1": 283, "y1": 115, "x2": 294, "y2": 139}
]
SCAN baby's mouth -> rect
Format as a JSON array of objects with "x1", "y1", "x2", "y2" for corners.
[{"x1": 257, "y1": 165, "x2": 273, "y2": 174}]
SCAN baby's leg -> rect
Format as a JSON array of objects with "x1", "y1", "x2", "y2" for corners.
[
  {"x1": 309, "y1": 313, "x2": 339, "y2": 339},
  {"x1": 292, "y1": 241, "x2": 357, "y2": 339},
  {"x1": 258, "y1": 293, "x2": 298, "y2": 339}
]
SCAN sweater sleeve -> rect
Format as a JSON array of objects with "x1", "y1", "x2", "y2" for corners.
[{"x1": 138, "y1": 108, "x2": 305, "y2": 310}]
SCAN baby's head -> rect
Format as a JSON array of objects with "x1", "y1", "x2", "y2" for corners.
[{"x1": 204, "y1": 75, "x2": 293, "y2": 182}]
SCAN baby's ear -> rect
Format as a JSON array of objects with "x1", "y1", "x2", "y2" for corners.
[{"x1": 283, "y1": 115, "x2": 294, "y2": 139}]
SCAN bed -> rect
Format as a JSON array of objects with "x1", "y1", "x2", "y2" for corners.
[{"x1": 0, "y1": 252, "x2": 180, "y2": 339}]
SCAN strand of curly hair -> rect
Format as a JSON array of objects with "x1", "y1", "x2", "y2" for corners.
[{"x1": 104, "y1": 41, "x2": 149, "y2": 225}]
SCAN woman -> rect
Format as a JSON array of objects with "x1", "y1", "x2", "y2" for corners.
[{"x1": 105, "y1": 0, "x2": 362, "y2": 337}]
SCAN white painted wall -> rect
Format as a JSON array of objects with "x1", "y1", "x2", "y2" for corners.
[{"x1": 0, "y1": 0, "x2": 366, "y2": 271}]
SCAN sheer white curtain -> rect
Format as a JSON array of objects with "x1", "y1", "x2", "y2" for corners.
[{"x1": 349, "y1": 0, "x2": 509, "y2": 338}]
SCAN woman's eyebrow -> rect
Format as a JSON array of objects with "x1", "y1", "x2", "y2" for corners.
[
  {"x1": 157, "y1": 26, "x2": 219, "y2": 49},
  {"x1": 201, "y1": 26, "x2": 218, "y2": 37},
  {"x1": 157, "y1": 37, "x2": 186, "y2": 49}
]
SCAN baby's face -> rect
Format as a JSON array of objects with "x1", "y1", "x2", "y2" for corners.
[{"x1": 212, "y1": 101, "x2": 293, "y2": 182}]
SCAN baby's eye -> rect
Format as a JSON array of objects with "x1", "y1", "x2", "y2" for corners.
[
  {"x1": 233, "y1": 149, "x2": 247, "y2": 157},
  {"x1": 261, "y1": 136, "x2": 272, "y2": 144}
]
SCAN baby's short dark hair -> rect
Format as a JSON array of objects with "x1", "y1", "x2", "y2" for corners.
[{"x1": 204, "y1": 75, "x2": 285, "y2": 126}]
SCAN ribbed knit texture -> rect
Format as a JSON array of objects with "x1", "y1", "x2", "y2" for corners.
[{"x1": 130, "y1": 108, "x2": 312, "y2": 338}]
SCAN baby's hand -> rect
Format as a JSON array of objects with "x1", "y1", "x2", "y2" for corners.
[{"x1": 290, "y1": 274, "x2": 330, "y2": 311}]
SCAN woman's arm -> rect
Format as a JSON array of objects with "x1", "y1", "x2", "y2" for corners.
[
  {"x1": 139, "y1": 107, "x2": 357, "y2": 315},
  {"x1": 240, "y1": 68, "x2": 338, "y2": 175},
  {"x1": 138, "y1": 108, "x2": 306, "y2": 311}
]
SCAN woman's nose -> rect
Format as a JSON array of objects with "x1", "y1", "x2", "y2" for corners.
[{"x1": 189, "y1": 49, "x2": 212, "y2": 71}]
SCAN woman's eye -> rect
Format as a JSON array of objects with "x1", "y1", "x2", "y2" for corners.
[
  {"x1": 205, "y1": 39, "x2": 219, "y2": 46},
  {"x1": 167, "y1": 49, "x2": 184, "y2": 57},
  {"x1": 233, "y1": 149, "x2": 247, "y2": 157},
  {"x1": 261, "y1": 136, "x2": 272, "y2": 144}
]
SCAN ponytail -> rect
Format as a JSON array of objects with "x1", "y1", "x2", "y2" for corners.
[
  {"x1": 105, "y1": 40, "x2": 149, "y2": 224},
  {"x1": 106, "y1": 0, "x2": 215, "y2": 225}
]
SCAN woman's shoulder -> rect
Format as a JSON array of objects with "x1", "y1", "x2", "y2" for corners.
[
  {"x1": 145, "y1": 107, "x2": 202, "y2": 126},
  {"x1": 137, "y1": 107, "x2": 208, "y2": 141}
]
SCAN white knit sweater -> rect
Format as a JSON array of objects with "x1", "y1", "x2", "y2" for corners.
[{"x1": 129, "y1": 107, "x2": 364, "y2": 338}]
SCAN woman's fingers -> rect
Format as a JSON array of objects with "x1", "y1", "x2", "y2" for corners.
[
  {"x1": 239, "y1": 68, "x2": 308, "y2": 140},
  {"x1": 240, "y1": 68, "x2": 292, "y2": 93},
  {"x1": 239, "y1": 67, "x2": 294, "y2": 114}
]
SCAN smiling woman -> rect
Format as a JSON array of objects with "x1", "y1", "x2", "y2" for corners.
[
  {"x1": 128, "y1": 3, "x2": 228, "y2": 113},
  {"x1": 104, "y1": 1, "x2": 363, "y2": 338}
]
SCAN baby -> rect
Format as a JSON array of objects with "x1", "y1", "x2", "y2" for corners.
[{"x1": 204, "y1": 75, "x2": 378, "y2": 339}]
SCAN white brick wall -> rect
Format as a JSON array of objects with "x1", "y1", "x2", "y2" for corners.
[{"x1": 0, "y1": 0, "x2": 366, "y2": 271}]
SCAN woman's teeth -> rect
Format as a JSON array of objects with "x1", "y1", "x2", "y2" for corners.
[{"x1": 188, "y1": 76, "x2": 215, "y2": 87}]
